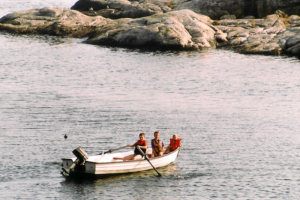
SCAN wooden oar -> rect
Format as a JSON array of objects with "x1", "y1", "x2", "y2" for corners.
[
  {"x1": 137, "y1": 147, "x2": 162, "y2": 177},
  {"x1": 99, "y1": 146, "x2": 127, "y2": 155}
]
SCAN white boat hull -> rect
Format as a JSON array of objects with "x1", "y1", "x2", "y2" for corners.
[{"x1": 62, "y1": 148, "x2": 180, "y2": 177}]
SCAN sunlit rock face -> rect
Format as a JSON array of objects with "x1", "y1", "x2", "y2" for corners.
[
  {"x1": 2, "y1": 2, "x2": 300, "y2": 56},
  {"x1": 0, "y1": 8, "x2": 221, "y2": 50},
  {"x1": 213, "y1": 12, "x2": 300, "y2": 56},
  {"x1": 0, "y1": 7, "x2": 109, "y2": 37},
  {"x1": 84, "y1": 9, "x2": 219, "y2": 50}
]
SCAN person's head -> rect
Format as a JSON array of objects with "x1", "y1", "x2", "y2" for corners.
[
  {"x1": 154, "y1": 131, "x2": 160, "y2": 140},
  {"x1": 173, "y1": 134, "x2": 178, "y2": 140},
  {"x1": 139, "y1": 132, "x2": 145, "y2": 141}
]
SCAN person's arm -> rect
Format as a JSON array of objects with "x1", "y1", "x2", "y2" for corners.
[
  {"x1": 164, "y1": 145, "x2": 170, "y2": 153},
  {"x1": 128, "y1": 141, "x2": 138, "y2": 148}
]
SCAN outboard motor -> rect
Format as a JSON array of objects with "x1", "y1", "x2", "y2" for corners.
[
  {"x1": 72, "y1": 147, "x2": 89, "y2": 163},
  {"x1": 62, "y1": 147, "x2": 88, "y2": 175}
]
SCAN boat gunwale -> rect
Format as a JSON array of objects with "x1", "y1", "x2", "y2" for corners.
[{"x1": 84, "y1": 148, "x2": 180, "y2": 165}]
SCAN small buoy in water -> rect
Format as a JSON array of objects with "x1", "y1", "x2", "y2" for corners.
[{"x1": 64, "y1": 134, "x2": 68, "y2": 139}]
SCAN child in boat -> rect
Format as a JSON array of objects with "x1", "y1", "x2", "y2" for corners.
[
  {"x1": 121, "y1": 132, "x2": 148, "y2": 161},
  {"x1": 150, "y1": 131, "x2": 164, "y2": 158},
  {"x1": 164, "y1": 134, "x2": 182, "y2": 154}
]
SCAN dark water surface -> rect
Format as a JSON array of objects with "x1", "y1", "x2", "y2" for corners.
[{"x1": 1, "y1": 1, "x2": 300, "y2": 199}]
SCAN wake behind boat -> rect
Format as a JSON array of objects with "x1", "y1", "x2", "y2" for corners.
[{"x1": 61, "y1": 147, "x2": 180, "y2": 177}]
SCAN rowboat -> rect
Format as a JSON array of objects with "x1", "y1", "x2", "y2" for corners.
[{"x1": 61, "y1": 147, "x2": 180, "y2": 177}]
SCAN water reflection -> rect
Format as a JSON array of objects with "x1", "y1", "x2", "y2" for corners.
[
  {"x1": 60, "y1": 163, "x2": 184, "y2": 199},
  {"x1": 61, "y1": 163, "x2": 180, "y2": 184},
  {"x1": 0, "y1": 32, "x2": 80, "y2": 46}
]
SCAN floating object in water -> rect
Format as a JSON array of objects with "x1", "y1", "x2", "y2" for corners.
[{"x1": 64, "y1": 134, "x2": 68, "y2": 139}]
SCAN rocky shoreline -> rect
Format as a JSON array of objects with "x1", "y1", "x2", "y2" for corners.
[{"x1": 1, "y1": 0, "x2": 300, "y2": 56}]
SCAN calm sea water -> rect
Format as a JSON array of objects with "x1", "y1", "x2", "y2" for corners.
[{"x1": 1, "y1": 1, "x2": 300, "y2": 199}]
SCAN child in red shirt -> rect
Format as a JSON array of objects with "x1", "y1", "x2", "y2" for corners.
[
  {"x1": 164, "y1": 134, "x2": 181, "y2": 154},
  {"x1": 123, "y1": 132, "x2": 148, "y2": 161}
]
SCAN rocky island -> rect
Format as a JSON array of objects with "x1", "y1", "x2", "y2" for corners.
[{"x1": 1, "y1": 0, "x2": 300, "y2": 56}]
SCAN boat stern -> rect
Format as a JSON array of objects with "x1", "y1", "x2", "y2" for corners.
[{"x1": 61, "y1": 158, "x2": 75, "y2": 169}]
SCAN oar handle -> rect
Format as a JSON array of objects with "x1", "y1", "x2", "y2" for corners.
[
  {"x1": 99, "y1": 146, "x2": 127, "y2": 155},
  {"x1": 137, "y1": 147, "x2": 162, "y2": 177}
]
